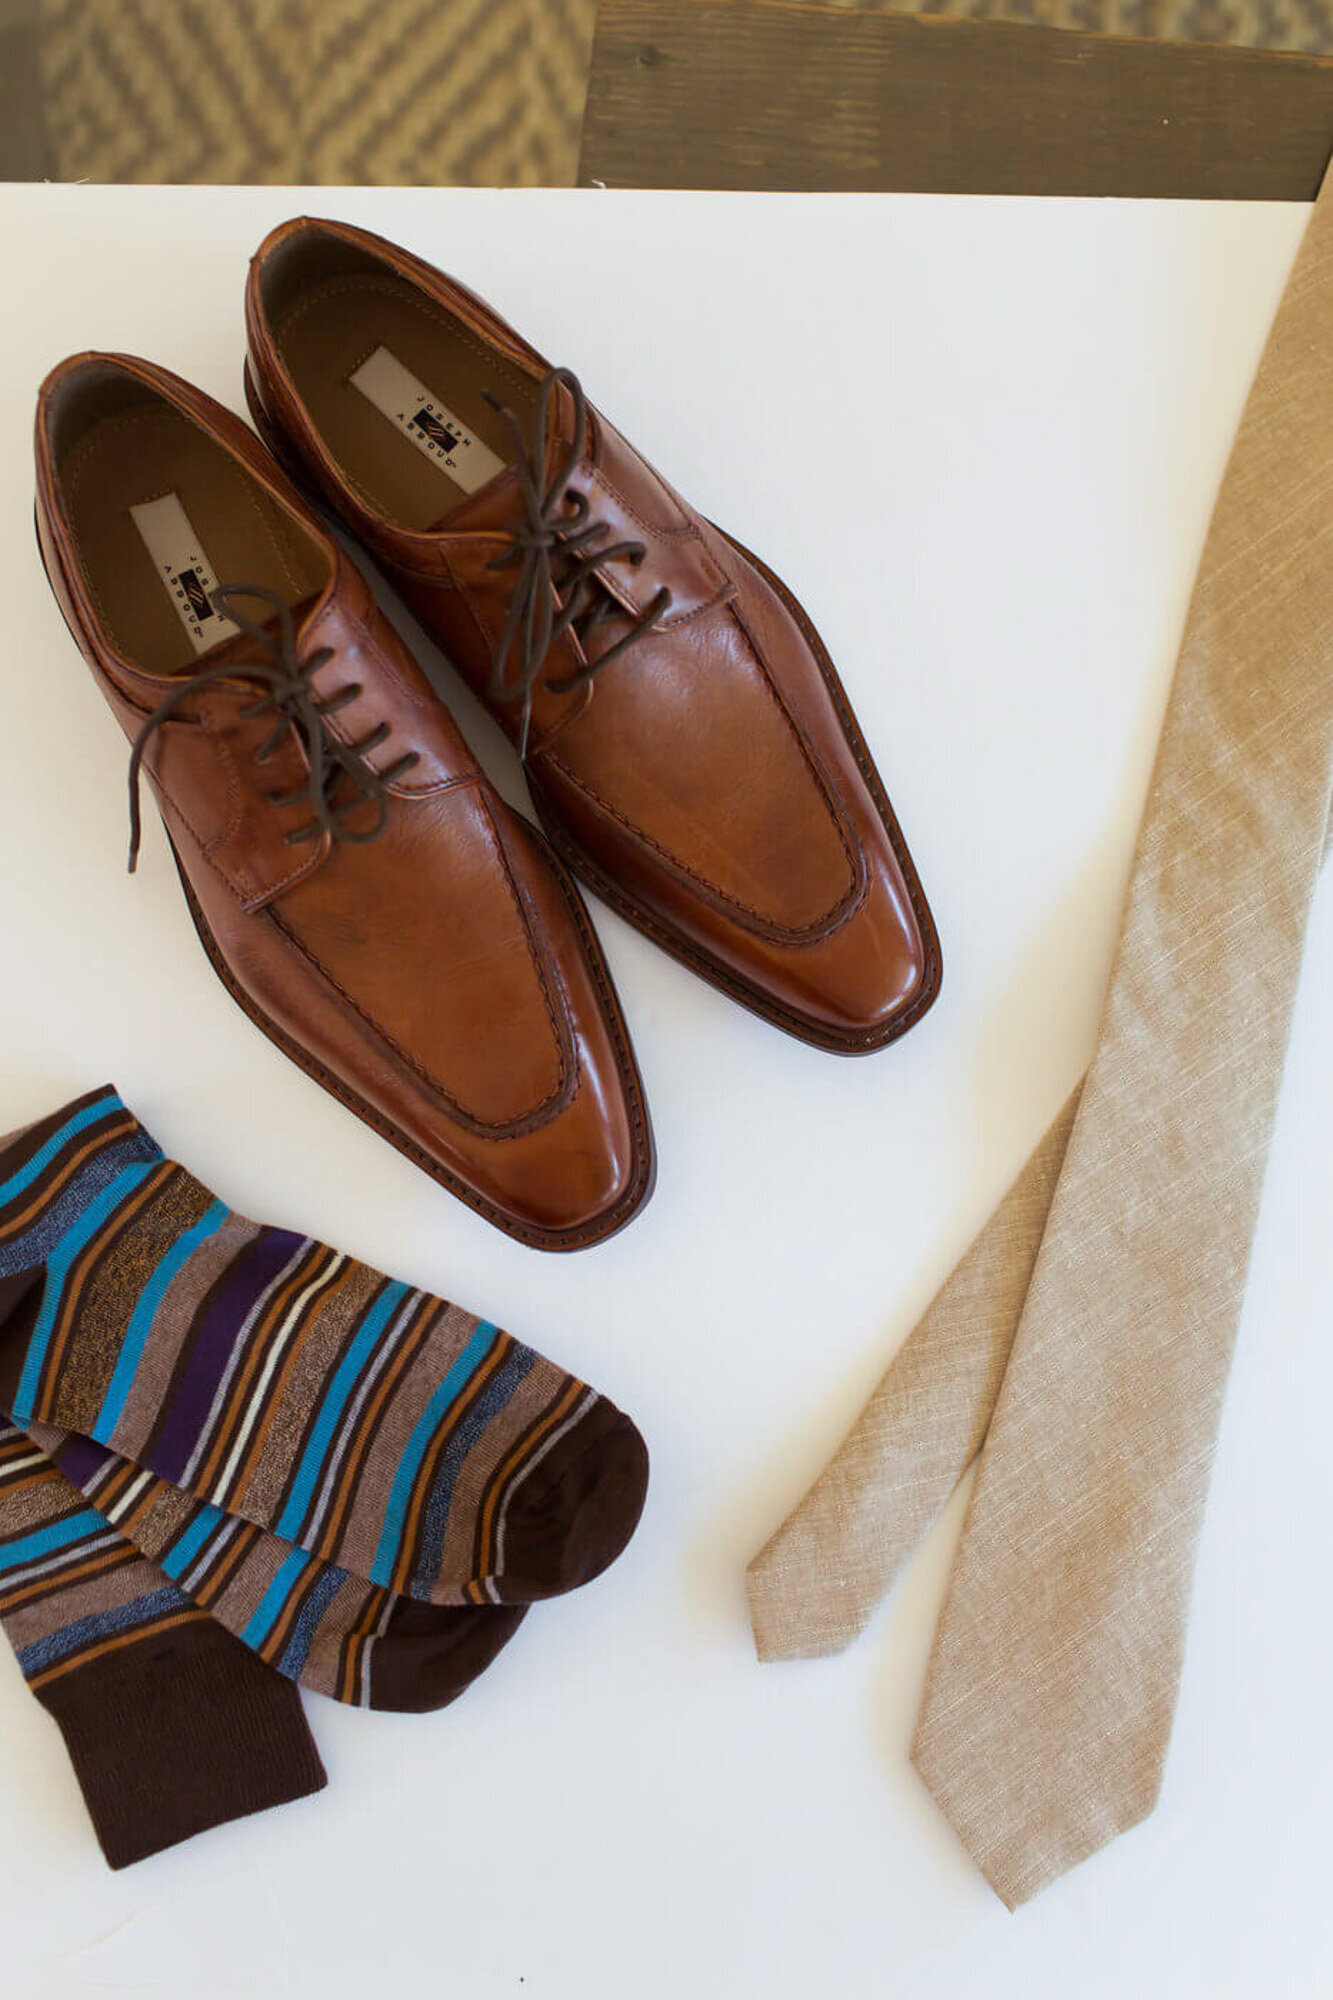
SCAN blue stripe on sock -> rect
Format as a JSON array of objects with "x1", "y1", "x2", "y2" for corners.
[
  {"x1": 369, "y1": 1321, "x2": 500, "y2": 1588},
  {"x1": 10, "y1": 1164, "x2": 156, "y2": 1420},
  {"x1": 0, "y1": 1504, "x2": 108, "y2": 1568},
  {"x1": 0, "y1": 1091, "x2": 120, "y2": 1208},
  {"x1": 158, "y1": 1502, "x2": 231, "y2": 1581},
  {"x1": 410, "y1": 1340, "x2": 536, "y2": 1598},
  {"x1": 93, "y1": 1199, "x2": 230, "y2": 1439},
  {"x1": 241, "y1": 1547, "x2": 311, "y2": 1649},
  {"x1": 16, "y1": 1585, "x2": 189, "y2": 1676},
  {"x1": 275, "y1": 1560, "x2": 348, "y2": 1679},
  {"x1": 274, "y1": 1279, "x2": 409, "y2": 1542}
]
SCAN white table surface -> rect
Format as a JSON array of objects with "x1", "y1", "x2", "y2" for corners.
[{"x1": 0, "y1": 185, "x2": 1328, "y2": 1999}]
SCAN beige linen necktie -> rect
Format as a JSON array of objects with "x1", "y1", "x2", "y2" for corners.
[{"x1": 748, "y1": 169, "x2": 1333, "y2": 1909}]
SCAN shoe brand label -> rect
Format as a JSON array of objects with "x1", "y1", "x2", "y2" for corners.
[
  {"x1": 129, "y1": 493, "x2": 238, "y2": 656},
  {"x1": 348, "y1": 346, "x2": 506, "y2": 495}
]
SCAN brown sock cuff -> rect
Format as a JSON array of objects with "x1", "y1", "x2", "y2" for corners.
[{"x1": 38, "y1": 1621, "x2": 326, "y2": 1868}]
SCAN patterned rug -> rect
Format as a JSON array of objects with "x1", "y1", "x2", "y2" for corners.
[
  {"x1": 3, "y1": 0, "x2": 1331, "y2": 186},
  {"x1": 11, "y1": 0, "x2": 599, "y2": 184}
]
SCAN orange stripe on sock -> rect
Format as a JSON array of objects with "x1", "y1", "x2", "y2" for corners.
[
  {"x1": 192, "y1": 1244, "x2": 338, "y2": 1497},
  {"x1": 191, "y1": 1519, "x2": 264, "y2": 1609},
  {"x1": 28, "y1": 1606, "x2": 209, "y2": 1690},
  {"x1": 389, "y1": 1332, "x2": 515, "y2": 1599},
  {"x1": 471, "y1": 1377, "x2": 585, "y2": 1584},
  {"x1": 0, "y1": 1114, "x2": 138, "y2": 1242},
  {"x1": 223, "y1": 1258, "x2": 362, "y2": 1510},
  {"x1": 339, "y1": 1585, "x2": 392, "y2": 1706},
  {"x1": 38, "y1": 1162, "x2": 175, "y2": 1410},
  {"x1": 0, "y1": 1543, "x2": 139, "y2": 1614},
  {"x1": 314, "y1": 1300, "x2": 438, "y2": 1566}
]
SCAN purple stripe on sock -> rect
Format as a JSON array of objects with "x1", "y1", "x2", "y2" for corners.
[
  {"x1": 49, "y1": 1432, "x2": 115, "y2": 1485},
  {"x1": 148, "y1": 1228, "x2": 304, "y2": 1485}
]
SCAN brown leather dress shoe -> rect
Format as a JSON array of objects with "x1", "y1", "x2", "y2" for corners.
[
  {"x1": 243, "y1": 218, "x2": 942, "y2": 1055},
  {"x1": 34, "y1": 354, "x2": 653, "y2": 1250}
]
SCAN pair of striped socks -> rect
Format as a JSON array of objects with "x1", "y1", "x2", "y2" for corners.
[{"x1": 0, "y1": 1086, "x2": 648, "y2": 1866}]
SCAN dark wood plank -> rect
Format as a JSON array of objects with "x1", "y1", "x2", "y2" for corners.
[
  {"x1": 580, "y1": 0, "x2": 1333, "y2": 198},
  {"x1": 0, "y1": 0, "x2": 54, "y2": 182}
]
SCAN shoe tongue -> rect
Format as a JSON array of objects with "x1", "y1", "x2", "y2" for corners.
[
  {"x1": 423, "y1": 459, "x2": 522, "y2": 537},
  {"x1": 188, "y1": 592, "x2": 322, "y2": 675},
  {"x1": 423, "y1": 373, "x2": 583, "y2": 537}
]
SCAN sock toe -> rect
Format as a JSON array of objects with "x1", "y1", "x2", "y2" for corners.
[
  {"x1": 366, "y1": 1603, "x2": 528, "y2": 1713},
  {"x1": 496, "y1": 1399, "x2": 649, "y2": 1599}
]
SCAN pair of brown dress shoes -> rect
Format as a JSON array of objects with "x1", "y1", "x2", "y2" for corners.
[{"x1": 34, "y1": 217, "x2": 941, "y2": 1251}]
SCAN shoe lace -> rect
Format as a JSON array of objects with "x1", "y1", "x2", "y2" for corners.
[
  {"x1": 482, "y1": 366, "x2": 672, "y2": 758},
  {"x1": 125, "y1": 582, "x2": 419, "y2": 873}
]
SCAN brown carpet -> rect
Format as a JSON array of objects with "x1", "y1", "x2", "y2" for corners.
[{"x1": 3, "y1": 0, "x2": 1331, "y2": 185}]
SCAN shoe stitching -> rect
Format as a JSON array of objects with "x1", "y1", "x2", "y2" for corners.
[
  {"x1": 173, "y1": 842, "x2": 652, "y2": 1250},
  {"x1": 539, "y1": 600, "x2": 866, "y2": 944},
  {"x1": 581, "y1": 444, "x2": 699, "y2": 544},
  {"x1": 276, "y1": 278, "x2": 538, "y2": 416},
  {"x1": 304, "y1": 587, "x2": 479, "y2": 802},
  {"x1": 196, "y1": 700, "x2": 328, "y2": 906},
  {"x1": 245, "y1": 349, "x2": 935, "y2": 1026},
  {"x1": 63, "y1": 405, "x2": 312, "y2": 607},
  {"x1": 532, "y1": 532, "x2": 941, "y2": 1051},
  {"x1": 263, "y1": 799, "x2": 577, "y2": 1141},
  {"x1": 246, "y1": 323, "x2": 939, "y2": 1049}
]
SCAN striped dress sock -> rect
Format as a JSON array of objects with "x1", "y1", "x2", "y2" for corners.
[
  {"x1": 0, "y1": 1086, "x2": 648, "y2": 1865},
  {"x1": 0, "y1": 1414, "x2": 327, "y2": 1868},
  {"x1": 18, "y1": 1415, "x2": 527, "y2": 1711}
]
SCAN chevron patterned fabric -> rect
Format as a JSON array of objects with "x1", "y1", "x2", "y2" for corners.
[{"x1": 37, "y1": 0, "x2": 599, "y2": 187}]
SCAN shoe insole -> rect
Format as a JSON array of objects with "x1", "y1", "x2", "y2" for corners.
[
  {"x1": 60, "y1": 401, "x2": 326, "y2": 678},
  {"x1": 273, "y1": 273, "x2": 538, "y2": 532}
]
